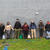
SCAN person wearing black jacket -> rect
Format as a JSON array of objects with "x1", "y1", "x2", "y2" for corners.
[
  {"x1": 0, "y1": 23, "x2": 5, "y2": 39},
  {"x1": 14, "y1": 19, "x2": 21, "y2": 29},
  {"x1": 14, "y1": 19, "x2": 21, "y2": 38},
  {"x1": 45, "y1": 21, "x2": 50, "y2": 32},
  {"x1": 45, "y1": 21, "x2": 50, "y2": 38}
]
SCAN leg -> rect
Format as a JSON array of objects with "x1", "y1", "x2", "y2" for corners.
[
  {"x1": 34, "y1": 29, "x2": 36, "y2": 39},
  {"x1": 23, "y1": 31, "x2": 26, "y2": 39},
  {"x1": 31, "y1": 29, "x2": 34, "y2": 39},
  {"x1": 0, "y1": 34, "x2": 2, "y2": 39},
  {"x1": 18, "y1": 29, "x2": 21, "y2": 39},
  {"x1": 16, "y1": 31, "x2": 18, "y2": 39},
  {"x1": 25, "y1": 31, "x2": 28, "y2": 39},
  {"x1": 14, "y1": 30, "x2": 16, "y2": 38},
  {"x1": 39, "y1": 29, "x2": 43, "y2": 38}
]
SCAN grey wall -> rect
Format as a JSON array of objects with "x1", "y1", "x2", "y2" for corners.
[{"x1": 0, "y1": 0, "x2": 50, "y2": 26}]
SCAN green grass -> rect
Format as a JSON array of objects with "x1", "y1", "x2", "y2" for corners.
[{"x1": 0, "y1": 38, "x2": 50, "y2": 50}]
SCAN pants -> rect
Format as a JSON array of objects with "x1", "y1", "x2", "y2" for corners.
[
  {"x1": 5, "y1": 30, "x2": 11, "y2": 39},
  {"x1": 15, "y1": 29, "x2": 21, "y2": 39},
  {"x1": 31, "y1": 29, "x2": 36, "y2": 39},
  {"x1": 0, "y1": 31, "x2": 4, "y2": 39},
  {"x1": 11, "y1": 30, "x2": 15, "y2": 39},
  {"x1": 0, "y1": 34, "x2": 2, "y2": 39},
  {"x1": 23, "y1": 30, "x2": 28, "y2": 39},
  {"x1": 39, "y1": 29, "x2": 43, "y2": 37}
]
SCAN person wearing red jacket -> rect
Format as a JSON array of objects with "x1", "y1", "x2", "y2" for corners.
[{"x1": 22, "y1": 22, "x2": 29, "y2": 39}]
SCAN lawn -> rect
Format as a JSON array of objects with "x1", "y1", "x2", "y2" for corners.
[{"x1": 0, "y1": 38, "x2": 50, "y2": 50}]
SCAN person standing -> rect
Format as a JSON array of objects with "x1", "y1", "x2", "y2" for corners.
[
  {"x1": 4, "y1": 21, "x2": 13, "y2": 39},
  {"x1": 38, "y1": 20, "x2": 45, "y2": 38},
  {"x1": 22, "y1": 22, "x2": 29, "y2": 39},
  {"x1": 30, "y1": 20, "x2": 36, "y2": 39},
  {"x1": 14, "y1": 19, "x2": 21, "y2": 38},
  {"x1": 0, "y1": 22, "x2": 5, "y2": 39}
]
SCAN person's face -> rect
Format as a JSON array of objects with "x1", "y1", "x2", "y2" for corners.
[
  {"x1": 25, "y1": 24, "x2": 28, "y2": 27},
  {"x1": 40, "y1": 20, "x2": 42, "y2": 22},
  {"x1": 31, "y1": 21, "x2": 34, "y2": 23},
  {"x1": 47, "y1": 21, "x2": 49, "y2": 24},
  {"x1": 7, "y1": 22, "x2": 10, "y2": 25}
]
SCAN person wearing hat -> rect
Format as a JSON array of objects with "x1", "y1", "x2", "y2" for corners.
[{"x1": 14, "y1": 19, "x2": 21, "y2": 38}]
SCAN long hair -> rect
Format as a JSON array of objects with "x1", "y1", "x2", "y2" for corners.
[{"x1": 39, "y1": 20, "x2": 44, "y2": 26}]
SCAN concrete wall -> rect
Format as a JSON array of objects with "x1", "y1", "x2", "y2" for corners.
[{"x1": 0, "y1": 0, "x2": 50, "y2": 26}]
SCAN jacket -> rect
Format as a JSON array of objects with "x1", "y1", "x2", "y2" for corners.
[
  {"x1": 30, "y1": 23, "x2": 36, "y2": 29},
  {"x1": 14, "y1": 21, "x2": 21, "y2": 29}
]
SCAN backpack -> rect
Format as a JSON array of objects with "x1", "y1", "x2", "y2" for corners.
[{"x1": 19, "y1": 34, "x2": 23, "y2": 39}]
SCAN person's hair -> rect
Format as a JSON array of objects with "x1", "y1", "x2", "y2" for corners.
[
  {"x1": 7, "y1": 21, "x2": 10, "y2": 25},
  {"x1": 39, "y1": 20, "x2": 43, "y2": 25},
  {"x1": 16, "y1": 19, "x2": 19, "y2": 20},
  {"x1": 24, "y1": 22, "x2": 27, "y2": 25}
]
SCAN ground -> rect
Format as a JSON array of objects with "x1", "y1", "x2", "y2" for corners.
[{"x1": 0, "y1": 38, "x2": 50, "y2": 50}]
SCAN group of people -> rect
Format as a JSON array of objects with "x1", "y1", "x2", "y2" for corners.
[{"x1": 0, "y1": 19, "x2": 50, "y2": 39}]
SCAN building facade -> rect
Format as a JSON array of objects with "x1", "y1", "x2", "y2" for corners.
[{"x1": 0, "y1": 0, "x2": 50, "y2": 26}]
